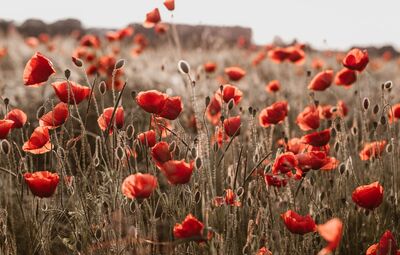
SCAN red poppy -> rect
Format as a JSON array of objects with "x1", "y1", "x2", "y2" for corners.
[
  {"x1": 23, "y1": 52, "x2": 56, "y2": 87},
  {"x1": 23, "y1": 171, "x2": 59, "y2": 198},
  {"x1": 312, "y1": 58, "x2": 325, "y2": 70},
  {"x1": 285, "y1": 137, "x2": 307, "y2": 154},
  {"x1": 259, "y1": 101, "x2": 288, "y2": 127},
  {"x1": 256, "y1": 247, "x2": 273, "y2": 255},
  {"x1": 79, "y1": 34, "x2": 101, "y2": 48},
  {"x1": 272, "y1": 152, "x2": 300, "y2": 176},
  {"x1": 301, "y1": 129, "x2": 330, "y2": 147},
  {"x1": 335, "y1": 68, "x2": 357, "y2": 87},
  {"x1": 0, "y1": 47, "x2": 7, "y2": 58},
  {"x1": 317, "y1": 218, "x2": 343, "y2": 255},
  {"x1": 206, "y1": 96, "x2": 222, "y2": 125},
  {"x1": 389, "y1": 104, "x2": 400, "y2": 123},
  {"x1": 154, "y1": 23, "x2": 169, "y2": 34},
  {"x1": 337, "y1": 100, "x2": 348, "y2": 117},
  {"x1": 144, "y1": 8, "x2": 161, "y2": 28},
  {"x1": 97, "y1": 106, "x2": 124, "y2": 134},
  {"x1": 378, "y1": 230, "x2": 398, "y2": 255},
  {"x1": 366, "y1": 243, "x2": 379, "y2": 255},
  {"x1": 173, "y1": 214, "x2": 204, "y2": 239},
  {"x1": 204, "y1": 62, "x2": 217, "y2": 73},
  {"x1": 286, "y1": 46, "x2": 305, "y2": 65},
  {"x1": 136, "y1": 90, "x2": 168, "y2": 114},
  {"x1": 117, "y1": 26, "x2": 134, "y2": 40},
  {"x1": 52, "y1": 81, "x2": 91, "y2": 104},
  {"x1": 160, "y1": 159, "x2": 194, "y2": 185},
  {"x1": 265, "y1": 80, "x2": 281, "y2": 93},
  {"x1": 121, "y1": 173, "x2": 157, "y2": 199},
  {"x1": 343, "y1": 48, "x2": 369, "y2": 72},
  {"x1": 22, "y1": 126, "x2": 52, "y2": 154},
  {"x1": 39, "y1": 103, "x2": 69, "y2": 129},
  {"x1": 265, "y1": 174, "x2": 288, "y2": 188},
  {"x1": 5, "y1": 109, "x2": 27, "y2": 129},
  {"x1": 224, "y1": 66, "x2": 246, "y2": 81},
  {"x1": 214, "y1": 188, "x2": 241, "y2": 207},
  {"x1": 151, "y1": 141, "x2": 173, "y2": 167},
  {"x1": 218, "y1": 84, "x2": 243, "y2": 105},
  {"x1": 164, "y1": 0, "x2": 175, "y2": 11},
  {"x1": 223, "y1": 116, "x2": 241, "y2": 137},
  {"x1": 308, "y1": 70, "x2": 334, "y2": 91},
  {"x1": 0, "y1": 120, "x2": 14, "y2": 139},
  {"x1": 25, "y1": 37, "x2": 39, "y2": 48},
  {"x1": 296, "y1": 106, "x2": 320, "y2": 131},
  {"x1": 268, "y1": 47, "x2": 289, "y2": 63},
  {"x1": 296, "y1": 151, "x2": 338, "y2": 172},
  {"x1": 281, "y1": 210, "x2": 316, "y2": 235},
  {"x1": 159, "y1": 96, "x2": 183, "y2": 120},
  {"x1": 359, "y1": 140, "x2": 386, "y2": 161},
  {"x1": 352, "y1": 181, "x2": 384, "y2": 210},
  {"x1": 137, "y1": 130, "x2": 156, "y2": 148}
]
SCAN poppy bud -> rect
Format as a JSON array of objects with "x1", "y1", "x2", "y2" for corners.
[
  {"x1": 99, "y1": 81, "x2": 107, "y2": 95},
  {"x1": 72, "y1": 56, "x2": 83, "y2": 67},
  {"x1": 115, "y1": 59, "x2": 125, "y2": 70},
  {"x1": 178, "y1": 60, "x2": 190, "y2": 74},
  {"x1": 205, "y1": 96, "x2": 210, "y2": 107},
  {"x1": 36, "y1": 105, "x2": 46, "y2": 119},
  {"x1": 64, "y1": 69, "x2": 71, "y2": 80},
  {"x1": 1, "y1": 140, "x2": 10, "y2": 155},
  {"x1": 373, "y1": 104, "x2": 379, "y2": 115},
  {"x1": 126, "y1": 125, "x2": 135, "y2": 139},
  {"x1": 3, "y1": 98, "x2": 9, "y2": 106},
  {"x1": 195, "y1": 157, "x2": 202, "y2": 169},
  {"x1": 384, "y1": 80, "x2": 393, "y2": 90},
  {"x1": 362, "y1": 97, "x2": 370, "y2": 110}
]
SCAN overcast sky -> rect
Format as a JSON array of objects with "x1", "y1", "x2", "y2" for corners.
[{"x1": 0, "y1": 0, "x2": 399, "y2": 50}]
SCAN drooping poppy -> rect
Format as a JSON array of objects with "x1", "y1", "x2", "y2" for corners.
[
  {"x1": 301, "y1": 129, "x2": 330, "y2": 147},
  {"x1": 206, "y1": 96, "x2": 222, "y2": 125},
  {"x1": 296, "y1": 106, "x2": 320, "y2": 131},
  {"x1": 352, "y1": 181, "x2": 384, "y2": 210},
  {"x1": 39, "y1": 103, "x2": 69, "y2": 129},
  {"x1": 359, "y1": 140, "x2": 386, "y2": 161},
  {"x1": 137, "y1": 130, "x2": 156, "y2": 148},
  {"x1": 23, "y1": 52, "x2": 56, "y2": 87},
  {"x1": 160, "y1": 159, "x2": 194, "y2": 185},
  {"x1": 22, "y1": 126, "x2": 52, "y2": 154},
  {"x1": 97, "y1": 106, "x2": 124, "y2": 134},
  {"x1": 265, "y1": 80, "x2": 281, "y2": 93},
  {"x1": 281, "y1": 210, "x2": 316, "y2": 235},
  {"x1": 159, "y1": 96, "x2": 183, "y2": 120},
  {"x1": 308, "y1": 70, "x2": 334, "y2": 91},
  {"x1": 0, "y1": 120, "x2": 14, "y2": 139},
  {"x1": 335, "y1": 68, "x2": 357, "y2": 87},
  {"x1": 223, "y1": 116, "x2": 241, "y2": 137},
  {"x1": 121, "y1": 173, "x2": 157, "y2": 199},
  {"x1": 218, "y1": 84, "x2": 243, "y2": 105},
  {"x1": 144, "y1": 8, "x2": 161, "y2": 28},
  {"x1": 164, "y1": 0, "x2": 175, "y2": 11},
  {"x1": 151, "y1": 141, "x2": 173, "y2": 167},
  {"x1": 259, "y1": 101, "x2": 288, "y2": 128},
  {"x1": 343, "y1": 48, "x2": 369, "y2": 72},
  {"x1": 136, "y1": 90, "x2": 168, "y2": 114},
  {"x1": 23, "y1": 171, "x2": 59, "y2": 198},
  {"x1": 224, "y1": 66, "x2": 246, "y2": 81},
  {"x1": 317, "y1": 218, "x2": 343, "y2": 255},
  {"x1": 173, "y1": 214, "x2": 204, "y2": 239},
  {"x1": 5, "y1": 109, "x2": 27, "y2": 129},
  {"x1": 52, "y1": 81, "x2": 91, "y2": 104}
]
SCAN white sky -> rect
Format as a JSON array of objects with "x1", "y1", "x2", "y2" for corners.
[{"x1": 0, "y1": 0, "x2": 399, "y2": 50}]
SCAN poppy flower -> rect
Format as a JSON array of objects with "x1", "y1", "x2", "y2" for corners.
[
  {"x1": 154, "y1": 23, "x2": 169, "y2": 34},
  {"x1": 352, "y1": 181, "x2": 384, "y2": 210},
  {"x1": 317, "y1": 218, "x2": 343, "y2": 255},
  {"x1": 0, "y1": 47, "x2": 7, "y2": 58},
  {"x1": 268, "y1": 47, "x2": 289, "y2": 63},
  {"x1": 0, "y1": 120, "x2": 14, "y2": 139},
  {"x1": 366, "y1": 243, "x2": 379, "y2": 255},
  {"x1": 296, "y1": 151, "x2": 338, "y2": 172},
  {"x1": 160, "y1": 159, "x2": 194, "y2": 185},
  {"x1": 297, "y1": 106, "x2": 320, "y2": 131},
  {"x1": 312, "y1": 58, "x2": 325, "y2": 70},
  {"x1": 52, "y1": 81, "x2": 91, "y2": 105},
  {"x1": 144, "y1": 8, "x2": 161, "y2": 28},
  {"x1": 259, "y1": 101, "x2": 288, "y2": 127},
  {"x1": 159, "y1": 96, "x2": 183, "y2": 120},
  {"x1": 256, "y1": 247, "x2": 273, "y2": 255},
  {"x1": 151, "y1": 141, "x2": 173, "y2": 167},
  {"x1": 285, "y1": 137, "x2": 307, "y2": 154},
  {"x1": 218, "y1": 84, "x2": 243, "y2": 105},
  {"x1": 23, "y1": 171, "x2": 59, "y2": 198},
  {"x1": 343, "y1": 48, "x2": 369, "y2": 72},
  {"x1": 265, "y1": 80, "x2": 281, "y2": 93},
  {"x1": 39, "y1": 103, "x2": 69, "y2": 129},
  {"x1": 79, "y1": 34, "x2": 101, "y2": 48},
  {"x1": 22, "y1": 126, "x2": 52, "y2": 154},
  {"x1": 173, "y1": 214, "x2": 204, "y2": 239},
  {"x1": 206, "y1": 96, "x2": 222, "y2": 125},
  {"x1": 121, "y1": 173, "x2": 157, "y2": 199},
  {"x1": 5, "y1": 109, "x2": 27, "y2": 129},
  {"x1": 224, "y1": 66, "x2": 246, "y2": 81},
  {"x1": 281, "y1": 210, "x2": 316, "y2": 235},
  {"x1": 359, "y1": 140, "x2": 386, "y2": 161},
  {"x1": 23, "y1": 52, "x2": 56, "y2": 87},
  {"x1": 137, "y1": 130, "x2": 156, "y2": 147},
  {"x1": 214, "y1": 188, "x2": 241, "y2": 207},
  {"x1": 117, "y1": 26, "x2": 134, "y2": 40},
  {"x1": 337, "y1": 100, "x2": 348, "y2": 117},
  {"x1": 25, "y1": 37, "x2": 39, "y2": 48},
  {"x1": 97, "y1": 106, "x2": 124, "y2": 134},
  {"x1": 301, "y1": 129, "x2": 330, "y2": 147},
  {"x1": 378, "y1": 230, "x2": 398, "y2": 255},
  {"x1": 265, "y1": 174, "x2": 288, "y2": 188},
  {"x1": 136, "y1": 90, "x2": 168, "y2": 114},
  {"x1": 286, "y1": 46, "x2": 306, "y2": 65},
  {"x1": 335, "y1": 68, "x2": 357, "y2": 87},
  {"x1": 388, "y1": 104, "x2": 400, "y2": 123},
  {"x1": 272, "y1": 152, "x2": 300, "y2": 176},
  {"x1": 308, "y1": 70, "x2": 334, "y2": 91},
  {"x1": 223, "y1": 116, "x2": 241, "y2": 137},
  {"x1": 204, "y1": 62, "x2": 217, "y2": 73},
  {"x1": 164, "y1": 0, "x2": 175, "y2": 11}
]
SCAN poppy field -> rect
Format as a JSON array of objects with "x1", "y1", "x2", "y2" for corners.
[{"x1": 1, "y1": 2, "x2": 400, "y2": 255}]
